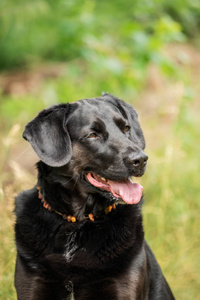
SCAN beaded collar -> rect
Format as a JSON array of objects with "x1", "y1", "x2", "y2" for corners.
[{"x1": 37, "y1": 186, "x2": 116, "y2": 223}]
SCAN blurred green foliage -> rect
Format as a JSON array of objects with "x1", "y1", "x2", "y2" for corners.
[{"x1": 0, "y1": 0, "x2": 188, "y2": 72}]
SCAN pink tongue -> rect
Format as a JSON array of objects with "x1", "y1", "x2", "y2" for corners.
[{"x1": 107, "y1": 179, "x2": 143, "y2": 204}]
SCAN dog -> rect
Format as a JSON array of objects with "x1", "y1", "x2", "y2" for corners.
[{"x1": 14, "y1": 94, "x2": 175, "y2": 299}]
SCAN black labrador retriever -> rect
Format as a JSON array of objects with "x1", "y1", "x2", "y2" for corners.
[{"x1": 15, "y1": 94, "x2": 175, "y2": 299}]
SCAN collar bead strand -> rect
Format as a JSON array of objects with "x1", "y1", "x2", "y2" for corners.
[{"x1": 37, "y1": 186, "x2": 116, "y2": 223}]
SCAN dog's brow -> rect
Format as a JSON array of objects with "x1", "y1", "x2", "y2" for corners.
[
  {"x1": 114, "y1": 117, "x2": 127, "y2": 130},
  {"x1": 91, "y1": 118, "x2": 106, "y2": 132}
]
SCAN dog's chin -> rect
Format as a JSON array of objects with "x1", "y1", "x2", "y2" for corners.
[
  {"x1": 93, "y1": 185, "x2": 127, "y2": 206},
  {"x1": 129, "y1": 167, "x2": 146, "y2": 178},
  {"x1": 82, "y1": 172, "x2": 124, "y2": 203},
  {"x1": 105, "y1": 192, "x2": 127, "y2": 205}
]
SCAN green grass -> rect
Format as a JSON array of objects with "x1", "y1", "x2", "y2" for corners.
[
  {"x1": 143, "y1": 135, "x2": 200, "y2": 298},
  {"x1": 0, "y1": 186, "x2": 16, "y2": 300},
  {"x1": 0, "y1": 55, "x2": 200, "y2": 299},
  {"x1": 140, "y1": 83, "x2": 200, "y2": 298}
]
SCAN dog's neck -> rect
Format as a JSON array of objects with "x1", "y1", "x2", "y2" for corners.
[{"x1": 36, "y1": 161, "x2": 119, "y2": 222}]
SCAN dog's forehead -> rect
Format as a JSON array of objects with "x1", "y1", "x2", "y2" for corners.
[{"x1": 69, "y1": 98, "x2": 124, "y2": 125}]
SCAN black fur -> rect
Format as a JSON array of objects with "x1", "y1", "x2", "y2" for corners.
[{"x1": 15, "y1": 94, "x2": 175, "y2": 299}]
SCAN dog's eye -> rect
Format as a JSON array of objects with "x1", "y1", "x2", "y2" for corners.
[
  {"x1": 87, "y1": 132, "x2": 98, "y2": 139},
  {"x1": 124, "y1": 126, "x2": 130, "y2": 133}
]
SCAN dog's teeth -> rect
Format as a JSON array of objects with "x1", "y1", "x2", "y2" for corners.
[
  {"x1": 128, "y1": 177, "x2": 133, "y2": 183},
  {"x1": 101, "y1": 177, "x2": 106, "y2": 182}
]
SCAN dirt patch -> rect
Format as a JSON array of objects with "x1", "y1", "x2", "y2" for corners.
[{"x1": 0, "y1": 63, "x2": 66, "y2": 96}]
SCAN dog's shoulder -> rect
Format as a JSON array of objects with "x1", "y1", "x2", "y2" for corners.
[
  {"x1": 145, "y1": 241, "x2": 175, "y2": 299},
  {"x1": 15, "y1": 187, "x2": 61, "y2": 264},
  {"x1": 15, "y1": 187, "x2": 39, "y2": 219}
]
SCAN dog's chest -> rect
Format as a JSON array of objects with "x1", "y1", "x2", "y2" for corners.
[
  {"x1": 63, "y1": 231, "x2": 80, "y2": 262},
  {"x1": 54, "y1": 217, "x2": 135, "y2": 266}
]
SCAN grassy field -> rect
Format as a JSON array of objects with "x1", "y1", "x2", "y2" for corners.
[{"x1": 0, "y1": 44, "x2": 200, "y2": 299}]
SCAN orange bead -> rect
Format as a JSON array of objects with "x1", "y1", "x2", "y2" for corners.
[
  {"x1": 71, "y1": 216, "x2": 76, "y2": 223},
  {"x1": 88, "y1": 214, "x2": 95, "y2": 222},
  {"x1": 44, "y1": 203, "x2": 49, "y2": 209},
  {"x1": 112, "y1": 204, "x2": 116, "y2": 210},
  {"x1": 105, "y1": 205, "x2": 112, "y2": 214},
  {"x1": 38, "y1": 191, "x2": 43, "y2": 199},
  {"x1": 66, "y1": 215, "x2": 72, "y2": 222}
]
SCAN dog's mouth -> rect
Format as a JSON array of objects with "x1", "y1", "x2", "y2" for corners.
[{"x1": 85, "y1": 173, "x2": 143, "y2": 205}]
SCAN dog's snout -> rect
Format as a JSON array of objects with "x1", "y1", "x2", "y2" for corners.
[
  {"x1": 132, "y1": 152, "x2": 148, "y2": 169},
  {"x1": 127, "y1": 151, "x2": 148, "y2": 170}
]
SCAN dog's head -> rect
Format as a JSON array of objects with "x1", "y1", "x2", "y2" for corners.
[{"x1": 23, "y1": 94, "x2": 148, "y2": 207}]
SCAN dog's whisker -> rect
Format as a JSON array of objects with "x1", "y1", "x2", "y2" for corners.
[
  {"x1": 15, "y1": 145, "x2": 32, "y2": 162},
  {"x1": 71, "y1": 175, "x2": 80, "y2": 191},
  {"x1": 62, "y1": 174, "x2": 79, "y2": 186}
]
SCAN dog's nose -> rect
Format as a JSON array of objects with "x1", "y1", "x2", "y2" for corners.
[{"x1": 129, "y1": 151, "x2": 148, "y2": 169}]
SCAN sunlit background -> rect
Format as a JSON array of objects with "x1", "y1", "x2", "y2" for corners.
[{"x1": 0, "y1": 1, "x2": 200, "y2": 299}]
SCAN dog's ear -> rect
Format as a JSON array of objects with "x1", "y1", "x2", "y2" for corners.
[
  {"x1": 102, "y1": 93, "x2": 146, "y2": 149},
  {"x1": 23, "y1": 104, "x2": 72, "y2": 167}
]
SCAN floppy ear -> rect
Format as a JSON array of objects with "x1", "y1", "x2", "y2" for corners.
[{"x1": 23, "y1": 104, "x2": 72, "y2": 167}]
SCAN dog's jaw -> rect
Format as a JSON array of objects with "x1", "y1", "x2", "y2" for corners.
[{"x1": 85, "y1": 173, "x2": 143, "y2": 205}]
